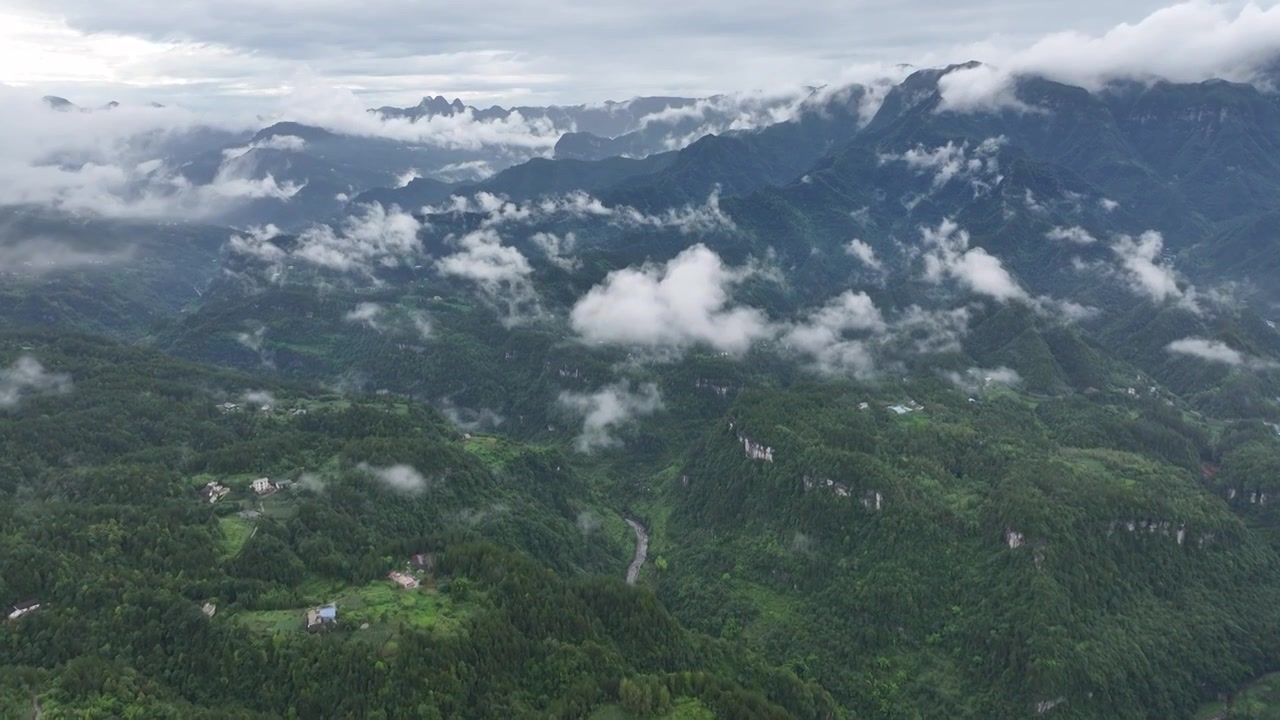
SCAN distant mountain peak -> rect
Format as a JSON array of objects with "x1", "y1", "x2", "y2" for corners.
[{"x1": 42, "y1": 96, "x2": 77, "y2": 111}]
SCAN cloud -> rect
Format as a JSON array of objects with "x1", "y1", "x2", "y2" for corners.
[
  {"x1": 435, "y1": 228, "x2": 541, "y2": 324},
  {"x1": 230, "y1": 202, "x2": 423, "y2": 277},
  {"x1": 357, "y1": 462, "x2": 429, "y2": 494},
  {"x1": 846, "y1": 238, "x2": 883, "y2": 271},
  {"x1": 241, "y1": 389, "x2": 275, "y2": 406},
  {"x1": 783, "y1": 291, "x2": 886, "y2": 377},
  {"x1": 530, "y1": 231, "x2": 580, "y2": 271},
  {"x1": 1165, "y1": 337, "x2": 1275, "y2": 369},
  {"x1": 943, "y1": 366, "x2": 1022, "y2": 393},
  {"x1": 894, "y1": 305, "x2": 973, "y2": 354},
  {"x1": 221, "y1": 133, "x2": 306, "y2": 160},
  {"x1": 296, "y1": 472, "x2": 326, "y2": 493},
  {"x1": 1109, "y1": 230, "x2": 1191, "y2": 307},
  {"x1": 0, "y1": 89, "x2": 306, "y2": 220},
  {"x1": 345, "y1": 302, "x2": 387, "y2": 331},
  {"x1": 0, "y1": 355, "x2": 72, "y2": 408},
  {"x1": 878, "y1": 137, "x2": 1005, "y2": 194},
  {"x1": 1166, "y1": 337, "x2": 1243, "y2": 366},
  {"x1": 558, "y1": 382, "x2": 663, "y2": 452},
  {"x1": 0, "y1": 237, "x2": 134, "y2": 274},
  {"x1": 438, "y1": 398, "x2": 505, "y2": 431},
  {"x1": 1046, "y1": 225, "x2": 1098, "y2": 245},
  {"x1": 394, "y1": 168, "x2": 421, "y2": 188},
  {"x1": 937, "y1": 2, "x2": 1280, "y2": 111},
  {"x1": 576, "y1": 511, "x2": 601, "y2": 534},
  {"x1": 570, "y1": 244, "x2": 772, "y2": 355},
  {"x1": 435, "y1": 159, "x2": 495, "y2": 181},
  {"x1": 343, "y1": 301, "x2": 433, "y2": 338},
  {"x1": 920, "y1": 219, "x2": 1029, "y2": 302},
  {"x1": 426, "y1": 189, "x2": 734, "y2": 235}
]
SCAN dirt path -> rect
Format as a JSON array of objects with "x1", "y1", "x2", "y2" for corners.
[
  {"x1": 625, "y1": 518, "x2": 649, "y2": 585},
  {"x1": 31, "y1": 694, "x2": 41, "y2": 720}
]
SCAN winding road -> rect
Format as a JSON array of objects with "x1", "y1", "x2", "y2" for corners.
[{"x1": 625, "y1": 518, "x2": 649, "y2": 585}]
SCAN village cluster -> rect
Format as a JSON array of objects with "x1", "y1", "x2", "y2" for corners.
[
  {"x1": 303, "y1": 553, "x2": 436, "y2": 633},
  {"x1": 197, "y1": 476, "x2": 294, "y2": 504}
]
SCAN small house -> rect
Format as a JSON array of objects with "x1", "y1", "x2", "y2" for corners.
[
  {"x1": 275, "y1": 479, "x2": 294, "y2": 490},
  {"x1": 198, "y1": 481, "x2": 230, "y2": 504},
  {"x1": 411, "y1": 553, "x2": 436, "y2": 572},
  {"x1": 201, "y1": 602, "x2": 217, "y2": 618},
  {"x1": 305, "y1": 604, "x2": 337, "y2": 632},
  {"x1": 8, "y1": 600, "x2": 40, "y2": 621},
  {"x1": 251, "y1": 477, "x2": 274, "y2": 495},
  {"x1": 389, "y1": 571, "x2": 420, "y2": 589}
]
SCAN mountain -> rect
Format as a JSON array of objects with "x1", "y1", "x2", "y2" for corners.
[{"x1": 8, "y1": 62, "x2": 1280, "y2": 720}]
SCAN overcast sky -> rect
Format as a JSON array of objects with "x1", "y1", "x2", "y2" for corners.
[{"x1": 4, "y1": 0, "x2": 1231, "y2": 110}]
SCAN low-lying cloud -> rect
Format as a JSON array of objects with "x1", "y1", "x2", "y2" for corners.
[
  {"x1": 879, "y1": 137, "x2": 1005, "y2": 194},
  {"x1": 357, "y1": 462, "x2": 430, "y2": 494},
  {"x1": 938, "y1": 2, "x2": 1280, "y2": 112},
  {"x1": 846, "y1": 238, "x2": 883, "y2": 271},
  {"x1": 1166, "y1": 337, "x2": 1275, "y2": 369},
  {"x1": 920, "y1": 219, "x2": 1028, "y2": 302},
  {"x1": 343, "y1": 301, "x2": 433, "y2": 339},
  {"x1": 944, "y1": 366, "x2": 1023, "y2": 393},
  {"x1": 558, "y1": 382, "x2": 663, "y2": 452},
  {"x1": 782, "y1": 291, "x2": 886, "y2": 377},
  {"x1": 569, "y1": 244, "x2": 772, "y2": 355},
  {"x1": 426, "y1": 189, "x2": 735, "y2": 235},
  {"x1": 1046, "y1": 225, "x2": 1098, "y2": 245},
  {"x1": 230, "y1": 202, "x2": 423, "y2": 277},
  {"x1": 435, "y1": 228, "x2": 541, "y2": 324},
  {"x1": 530, "y1": 231, "x2": 579, "y2": 271},
  {"x1": 0, "y1": 355, "x2": 72, "y2": 408}
]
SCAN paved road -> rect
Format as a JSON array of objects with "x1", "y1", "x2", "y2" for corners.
[{"x1": 625, "y1": 518, "x2": 649, "y2": 585}]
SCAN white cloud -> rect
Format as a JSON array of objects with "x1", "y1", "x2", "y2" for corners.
[
  {"x1": 894, "y1": 305, "x2": 973, "y2": 354},
  {"x1": 558, "y1": 382, "x2": 663, "y2": 452},
  {"x1": 783, "y1": 291, "x2": 886, "y2": 377},
  {"x1": 230, "y1": 203, "x2": 423, "y2": 277},
  {"x1": 576, "y1": 510, "x2": 601, "y2": 534},
  {"x1": 1164, "y1": 337, "x2": 1275, "y2": 369},
  {"x1": 343, "y1": 301, "x2": 433, "y2": 338},
  {"x1": 943, "y1": 366, "x2": 1022, "y2": 393},
  {"x1": 920, "y1": 219, "x2": 1029, "y2": 302},
  {"x1": 1046, "y1": 225, "x2": 1098, "y2": 245},
  {"x1": 297, "y1": 472, "x2": 326, "y2": 493},
  {"x1": 221, "y1": 133, "x2": 306, "y2": 160},
  {"x1": 357, "y1": 462, "x2": 429, "y2": 494},
  {"x1": 394, "y1": 168, "x2": 421, "y2": 188},
  {"x1": 435, "y1": 228, "x2": 541, "y2": 324},
  {"x1": 1110, "y1": 230, "x2": 1190, "y2": 306},
  {"x1": 530, "y1": 231, "x2": 579, "y2": 271},
  {"x1": 0, "y1": 88, "x2": 308, "y2": 220},
  {"x1": 570, "y1": 244, "x2": 772, "y2": 355},
  {"x1": 345, "y1": 302, "x2": 387, "y2": 331},
  {"x1": 879, "y1": 137, "x2": 1005, "y2": 194},
  {"x1": 846, "y1": 238, "x2": 883, "y2": 271},
  {"x1": 0, "y1": 355, "x2": 71, "y2": 408},
  {"x1": 427, "y1": 189, "x2": 734, "y2": 235},
  {"x1": 241, "y1": 389, "x2": 275, "y2": 406},
  {"x1": 1100, "y1": 198, "x2": 1120, "y2": 212},
  {"x1": 435, "y1": 159, "x2": 495, "y2": 181},
  {"x1": 937, "y1": 2, "x2": 1280, "y2": 111},
  {"x1": 0, "y1": 237, "x2": 134, "y2": 273}
]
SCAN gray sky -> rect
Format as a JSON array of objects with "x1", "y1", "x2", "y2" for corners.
[{"x1": 0, "y1": 0, "x2": 1208, "y2": 110}]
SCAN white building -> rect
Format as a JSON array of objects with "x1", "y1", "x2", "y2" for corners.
[
  {"x1": 251, "y1": 477, "x2": 274, "y2": 495},
  {"x1": 8, "y1": 601, "x2": 39, "y2": 621}
]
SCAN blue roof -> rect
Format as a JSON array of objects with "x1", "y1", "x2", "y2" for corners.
[{"x1": 319, "y1": 605, "x2": 337, "y2": 619}]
